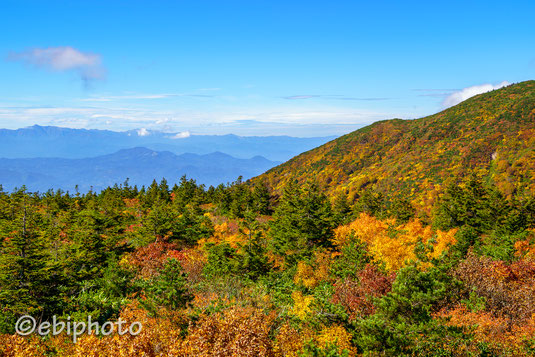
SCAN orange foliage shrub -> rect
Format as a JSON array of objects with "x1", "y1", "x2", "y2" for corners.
[
  {"x1": 514, "y1": 230, "x2": 535, "y2": 261},
  {"x1": 2, "y1": 302, "x2": 185, "y2": 356},
  {"x1": 293, "y1": 251, "x2": 332, "y2": 288},
  {"x1": 273, "y1": 322, "x2": 356, "y2": 357},
  {"x1": 0, "y1": 335, "x2": 46, "y2": 357},
  {"x1": 273, "y1": 322, "x2": 315, "y2": 357},
  {"x1": 126, "y1": 241, "x2": 206, "y2": 283},
  {"x1": 334, "y1": 213, "x2": 456, "y2": 271},
  {"x1": 436, "y1": 306, "x2": 535, "y2": 356},
  {"x1": 180, "y1": 306, "x2": 276, "y2": 356},
  {"x1": 316, "y1": 324, "x2": 356, "y2": 356},
  {"x1": 176, "y1": 247, "x2": 206, "y2": 283},
  {"x1": 199, "y1": 220, "x2": 245, "y2": 250},
  {"x1": 333, "y1": 212, "x2": 393, "y2": 248}
]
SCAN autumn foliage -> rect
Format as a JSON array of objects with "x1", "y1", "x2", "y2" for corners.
[
  {"x1": 2, "y1": 82, "x2": 535, "y2": 355},
  {"x1": 334, "y1": 213, "x2": 457, "y2": 271}
]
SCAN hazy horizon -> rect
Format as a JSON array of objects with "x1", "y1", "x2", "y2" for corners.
[{"x1": 1, "y1": 1, "x2": 533, "y2": 136}]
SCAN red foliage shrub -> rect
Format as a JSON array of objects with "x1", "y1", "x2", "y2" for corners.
[
  {"x1": 332, "y1": 264, "x2": 395, "y2": 320},
  {"x1": 128, "y1": 240, "x2": 181, "y2": 278},
  {"x1": 455, "y1": 251, "x2": 535, "y2": 323}
]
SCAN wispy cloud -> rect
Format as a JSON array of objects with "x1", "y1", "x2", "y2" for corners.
[
  {"x1": 442, "y1": 81, "x2": 510, "y2": 108},
  {"x1": 282, "y1": 94, "x2": 391, "y2": 101},
  {"x1": 81, "y1": 94, "x2": 177, "y2": 102},
  {"x1": 80, "y1": 93, "x2": 216, "y2": 102},
  {"x1": 283, "y1": 95, "x2": 322, "y2": 100},
  {"x1": 413, "y1": 88, "x2": 459, "y2": 98},
  {"x1": 8, "y1": 46, "x2": 105, "y2": 87},
  {"x1": 335, "y1": 97, "x2": 391, "y2": 101},
  {"x1": 417, "y1": 92, "x2": 454, "y2": 98}
]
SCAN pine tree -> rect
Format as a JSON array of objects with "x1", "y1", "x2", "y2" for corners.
[
  {"x1": 332, "y1": 191, "x2": 352, "y2": 225},
  {"x1": 389, "y1": 198, "x2": 415, "y2": 223},
  {"x1": 66, "y1": 209, "x2": 109, "y2": 282},
  {"x1": 0, "y1": 190, "x2": 53, "y2": 332},
  {"x1": 240, "y1": 210, "x2": 271, "y2": 280},
  {"x1": 434, "y1": 175, "x2": 503, "y2": 232},
  {"x1": 269, "y1": 181, "x2": 334, "y2": 265},
  {"x1": 251, "y1": 181, "x2": 272, "y2": 215},
  {"x1": 353, "y1": 188, "x2": 386, "y2": 218},
  {"x1": 140, "y1": 258, "x2": 193, "y2": 314},
  {"x1": 139, "y1": 198, "x2": 178, "y2": 244}
]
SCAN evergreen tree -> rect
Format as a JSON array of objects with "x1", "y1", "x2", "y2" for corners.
[
  {"x1": 269, "y1": 181, "x2": 334, "y2": 265},
  {"x1": 228, "y1": 176, "x2": 253, "y2": 218},
  {"x1": 172, "y1": 175, "x2": 205, "y2": 210},
  {"x1": 137, "y1": 198, "x2": 178, "y2": 245},
  {"x1": 240, "y1": 210, "x2": 271, "y2": 280},
  {"x1": 0, "y1": 191, "x2": 55, "y2": 332},
  {"x1": 66, "y1": 209, "x2": 109, "y2": 283},
  {"x1": 332, "y1": 191, "x2": 352, "y2": 225},
  {"x1": 140, "y1": 259, "x2": 193, "y2": 314},
  {"x1": 389, "y1": 197, "x2": 415, "y2": 223},
  {"x1": 434, "y1": 176, "x2": 492, "y2": 232},
  {"x1": 174, "y1": 207, "x2": 214, "y2": 246},
  {"x1": 203, "y1": 242, "x2": 242, "y2": 278},
  {"x1": 251, "y1": 181, "x2": 272, "y2": 215},
  {"x1": 353, "y1": 188, "x2": 386, "y2": 218}
]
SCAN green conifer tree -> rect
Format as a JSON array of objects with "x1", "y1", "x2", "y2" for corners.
[{"x1": 269, "y1": 181, "x2": 334, "y2": 265}]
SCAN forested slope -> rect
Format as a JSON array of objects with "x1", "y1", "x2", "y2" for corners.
[
  {"x1": 256, "y1": 81, "x2": 535, "y2": 212},
  {"x1": 1, "y1": 82, "x2": 535, "y2": 356}
]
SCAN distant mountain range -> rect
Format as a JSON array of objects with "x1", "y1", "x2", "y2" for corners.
[
  {"x1": 0, "y1": 147, "x2": 280, "y2": 193},
  {"x1": 0, "y1": 126, "x2": 335, "y2": 162}
]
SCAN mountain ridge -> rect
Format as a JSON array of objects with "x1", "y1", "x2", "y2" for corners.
[
  {"x1": 0, "y1": 148, "x2": 280, "y2": 193},
  {"x1": 0, "y1": 126, "x2": 336, "y2": 162},
  {"x1": 253, "y1": 80, "x2": 535, "y2": 213}
]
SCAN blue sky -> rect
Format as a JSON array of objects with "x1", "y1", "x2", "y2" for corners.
[{"x1": 0, "y1": 0, "x2": 534, "y2": 136}]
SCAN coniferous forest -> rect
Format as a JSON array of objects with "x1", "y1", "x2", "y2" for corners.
[{"x1": 0, "y1": 82, "x2": 535, "y2": 356}]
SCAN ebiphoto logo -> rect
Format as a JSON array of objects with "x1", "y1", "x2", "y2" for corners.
[{"x1": 15, "y1": 315, "x2": 142, "y2": 343}]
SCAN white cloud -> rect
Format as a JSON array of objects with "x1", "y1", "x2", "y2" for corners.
[
  {"x1": 169, "y1": 131, "x2": 191, "y2": 139},
  {"x1": 137, "y1": 128, "x2": 150, "y2": 136},
  {"x1": 442, "y1": 81, "x2": 510, "y2": 108},
  {"x1": 9, "y1": 46, "x2": 106, "y2": 86}
]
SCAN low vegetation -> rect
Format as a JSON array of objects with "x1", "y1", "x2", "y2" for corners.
[{"x1": 1, "y1": 81, "x2": 535, "y2": 355}]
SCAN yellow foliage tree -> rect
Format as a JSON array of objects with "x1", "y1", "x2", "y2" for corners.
[
  {"x1": 293, "y1": 251, "x2": 332, "y2": 288},
  {"x1": 316, "y1": 324, "x2": 356, "y2": 356},
  {"x1": 334, "y1": 213, "x2": 457, "y2": 271},
  {"x1": 290, "y1": 291, "x2": 314, "y2": 320}
]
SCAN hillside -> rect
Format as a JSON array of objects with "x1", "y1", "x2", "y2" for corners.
[{"x1": 255, "y1": 81, "x2": 535, "y2": 211}]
